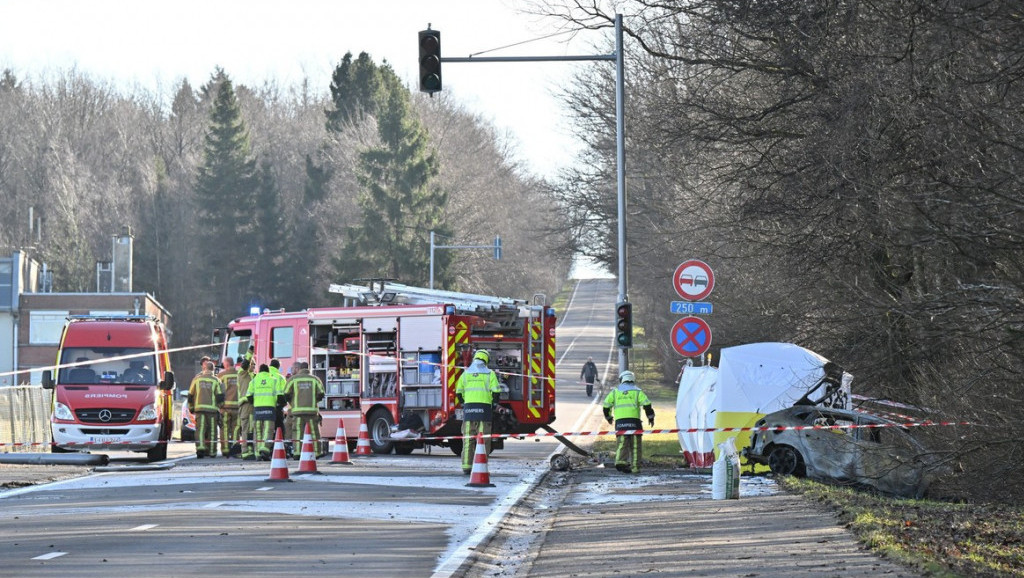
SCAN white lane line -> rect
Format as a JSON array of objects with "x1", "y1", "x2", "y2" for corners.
[
  {"x1": 202, "y1": 502, "x2": 224, "y2": 508},
  {"x1": 255, "y1": 486, "x2": 273, "y2": 491},
  {"x1": 129, "y1": 524, "x2": 158, "y2": 531},
  {"x1": 32, "y1": 552, "x2": 67, "y2": 560}
]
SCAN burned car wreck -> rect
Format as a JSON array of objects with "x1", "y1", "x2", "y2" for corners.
[{"x1": 743, "y1": 406, "x2": 942, "y2": 498}]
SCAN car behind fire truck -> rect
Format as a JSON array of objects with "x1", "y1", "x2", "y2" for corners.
[
  {"x1": 42, "y1": 315, "x2": 176, "y2": 461},
  {"x1": 217, "y1": 283, "x2": 557, "y2": 455}
]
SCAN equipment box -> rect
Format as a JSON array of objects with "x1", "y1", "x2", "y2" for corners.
[
  {"x1": 339, "y1": 378, "x2": 359, "y2": 396},
  {"x1": 404, "y1": 390, "x2": 419, "y2": 406}
]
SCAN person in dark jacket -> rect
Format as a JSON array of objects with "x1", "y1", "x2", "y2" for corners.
[{"x1": 580, "y1": 357, "x2": 600, "y2": 397}]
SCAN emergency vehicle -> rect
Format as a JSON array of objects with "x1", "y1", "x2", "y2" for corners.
[
  {"x1": 42, "y1": 315, "x2": 176, "y2": 461},
  {"x1": 217, "y1": 282, "x2": 557, "y2": 455}
]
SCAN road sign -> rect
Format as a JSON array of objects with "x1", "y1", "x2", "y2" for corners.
[
  {"x1": 673, "y1": 260, "x2": 715, "y2": 301},
  {"x1": 670, "y1": 301, "x2": 713, "y2": 315},
  {"x1": 670, "y1": 316, "x2": 712, "y2": 357}
]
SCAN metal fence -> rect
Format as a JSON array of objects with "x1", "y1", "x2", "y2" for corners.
[{"x1": 0, "y1": 386, "x2": 51, "y2": 452}]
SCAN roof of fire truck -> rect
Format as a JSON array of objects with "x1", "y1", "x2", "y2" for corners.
[{"x1": 327, "y1": 281, "x2": 542, "y2": 317}]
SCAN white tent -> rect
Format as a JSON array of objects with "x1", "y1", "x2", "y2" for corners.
[
  {"x1": 675, "y1": 342, "x2": 852, "y2": 466},
  {"x1": 675, "y1": 365, "x2": 719, "y2": 467}
]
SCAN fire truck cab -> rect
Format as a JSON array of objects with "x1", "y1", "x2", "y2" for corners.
[{"x1": 219, "y1": 282, "x2": 557, "y2": 455}]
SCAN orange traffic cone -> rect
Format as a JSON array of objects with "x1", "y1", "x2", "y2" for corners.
[
  {"x1": 466, "y1": 432, "x2": 495, "y2": 488},
  {"x1": 355, "y1": 413, "x2": 372, "y2": 456},
  {"x1": 295, "y1": 423, "x2": 320, "y2": 474},
  {"x1": 265, "y1": 427, "x2": 292, "y2": 482},
  {"x1": 330, "y1": 424, "x2": 352, "y2": 465}
]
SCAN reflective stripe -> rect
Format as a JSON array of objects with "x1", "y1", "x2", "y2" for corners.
[
  {"x1": 250, "y1": 372, "x2": 277, "y2": 408},
  {"x1": 605, "y1": 389, "x2": 649, "y2": 420},
  {"x1": 457, "y1": 371, "x2": 499, "y2": 404},
  {"x1": 286, "y1": 374, "x2": 323, "y2": 413},
  {"x1": 191, "y1": 375, "x2": 222, "y2": 412}
]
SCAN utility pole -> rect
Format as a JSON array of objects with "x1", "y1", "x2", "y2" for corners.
[{"x1": 426, "y1": 14, "x2": 629, "y2": 371}]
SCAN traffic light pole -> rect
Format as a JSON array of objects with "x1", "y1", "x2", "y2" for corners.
[{"x1": 438, "y1": 15, "x2": 630, "y2": 372}]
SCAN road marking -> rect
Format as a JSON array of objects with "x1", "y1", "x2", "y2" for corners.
[
  {"x1": 255, "y1": 486, "x2": 273, "y2": 491},
  {"x1": 32, "y1": 552, "x2": 67, "y2": 560},
  {"x1": 129, "y1": 524, "x2": 158, "y2": 531},
  {"x1": 202, "y1": 502, "x2": 224, "y2": 508}
]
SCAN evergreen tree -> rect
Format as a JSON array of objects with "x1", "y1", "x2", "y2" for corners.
[
  {"x1": 250, "y1": 159, "x2": 289, "y2": 308},
  {"x1": 326, "y1": 53, "x2": 451, "y2": 286},
  {"x1": 194, "y1": 69, "x2": 257, "y2": 319}
]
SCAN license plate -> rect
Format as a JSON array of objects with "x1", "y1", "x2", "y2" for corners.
[{"x1": 94, "y1": 437, "x2": 123, "y2": 445}]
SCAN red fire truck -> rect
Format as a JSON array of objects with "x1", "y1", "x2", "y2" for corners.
[{"x1": 217, "y1": 282, "x2": 557, "y2": 455}]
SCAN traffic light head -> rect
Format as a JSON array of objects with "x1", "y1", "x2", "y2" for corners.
[
  {"x1": 418, "y1": 29, "x2": 442, "y2": 94},
  {"x1": 615, "y1": 302, "x2": 633, "y2": 348}
]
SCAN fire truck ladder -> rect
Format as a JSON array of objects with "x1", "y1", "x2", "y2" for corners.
[{"x1": 328, "y1": 281, "x2": 533, "y2": 315}]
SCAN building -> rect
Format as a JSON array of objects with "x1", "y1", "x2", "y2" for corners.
[{"x1": 0, "y1": 229, "x2": 171, "y2": 386}]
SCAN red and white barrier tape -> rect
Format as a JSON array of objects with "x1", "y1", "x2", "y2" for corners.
[{"x1": 0, "y1": 419, "x2": 973, "y2": 448}]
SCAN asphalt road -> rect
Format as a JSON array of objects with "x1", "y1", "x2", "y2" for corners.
[{"x1": 0, "y1": 279, "x2": 620, "y2": 578}]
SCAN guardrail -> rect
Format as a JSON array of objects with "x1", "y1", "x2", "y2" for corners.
[{"x1": 0, "y1": 385, "x2": 50, "y2": 453}]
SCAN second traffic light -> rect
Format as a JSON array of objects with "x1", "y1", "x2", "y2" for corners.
[
  {"x1": 418, "y1": 29, "x2": 442, "y2": 94},
  {"x1": 615, "y1": 302, "x2": 633, "y2": 348}
]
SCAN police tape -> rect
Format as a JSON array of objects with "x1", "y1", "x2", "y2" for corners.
[
  {"x1": 409, "y1": 419, "x2": 974, "y2": 442},
  {"x1": 0, "y1": 420, "x2": 974, "y2": 448},
  {"x1": 0, "y1": 341, "x2": 223, "y2": 381}
]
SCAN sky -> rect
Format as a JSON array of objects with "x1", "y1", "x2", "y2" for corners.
[{"x1": 0, "y1": 0, "x2": 607, "y2": 179}]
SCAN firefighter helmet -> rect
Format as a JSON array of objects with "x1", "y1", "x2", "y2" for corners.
[
  {"x1": 619, "y1": 370, "x2": 636, "y2": 384},
  {"x1": 474, "y1": 350, "x2": 490, "y2": 364}
]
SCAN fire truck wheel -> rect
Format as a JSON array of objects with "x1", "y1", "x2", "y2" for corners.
[
  {"x1": 394, "y1": 442, "x2": 414, "y2": 455},
  {"x1": 368, "y1": 408, "x2": 395, "y2": 454},
  {"x1": 448, "y1": 439, "x2": 462, "y2": 456}
]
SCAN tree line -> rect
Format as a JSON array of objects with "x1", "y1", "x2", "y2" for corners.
[
  {"x1": 540, "y1": 0, "x2": 1024, "y2": 501},
  {"x1": 0, "y1": 55, "x2": 572, "y2": 369}
]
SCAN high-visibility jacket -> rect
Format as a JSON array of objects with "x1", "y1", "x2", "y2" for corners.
[
  {"x1": 248, "y1": 371, "x2": 278, "y2": 409},
  {"x1": 189, "y1": 373, "x2": 223, "y2": 413},
  {"x1": 456, "y1": 360, "x2": 501, "y2": 404},
  {"x1": 603, "y1": 386, "x2": 651, "y2": 421},
  {"x1": 269, "y1": 366, "x2": 287, "y2": 396},
  {"x1": 218, "y1": 368, "x2": 240, "y2": 409},
  {"x1": 285, "y1": 371, "x2": 324, "y2": 415}
]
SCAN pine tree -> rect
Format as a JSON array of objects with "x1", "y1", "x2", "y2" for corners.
[
  {"x1": 194, "y1": 69, "x2": 257, "y2": 319},
  {"x1": 326, "y1": 53, "x2": 450, "y2": 286}
]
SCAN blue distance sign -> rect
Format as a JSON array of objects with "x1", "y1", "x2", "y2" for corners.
[{"x1": 670, "y1": 301, "x2": 713, "y2": 315}]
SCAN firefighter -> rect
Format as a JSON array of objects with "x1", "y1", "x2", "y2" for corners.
[
  {"x1": 236, "y1": 356, "x2": 256, "y2": 460},
  {"x1": 455, "y1": 350, "x2": 501, "y2": 475},
  {"x1": 187, "y1": 360, "x2": 224, "y2": 458},
  {"x1": 602, "y1": 370, "x2": 655, "y2": 474},
  {"x1": 268, "y1": 358, "x2": 288, "y2": 441},
  {"x1": 217, "y1": 357, "x2": 239, "y2": 457},
  {"x1": 284, "y1": 361, "x2": 325, "y2": 458},
  {"x1": 246, "y1": 363, "x2": 282, "y2": 461}
]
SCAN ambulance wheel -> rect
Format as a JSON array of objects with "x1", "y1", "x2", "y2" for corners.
[
  {"x1": 147, "y1": 441, "x2": 168, "y2": 462},
  {"x1": 368, "y1": 408, "x2": 395, "y2": 454}
]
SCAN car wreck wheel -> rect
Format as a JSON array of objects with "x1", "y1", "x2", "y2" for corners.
[{"x1": 768, "y1": 446, "x2": 805, "y2": 477}]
